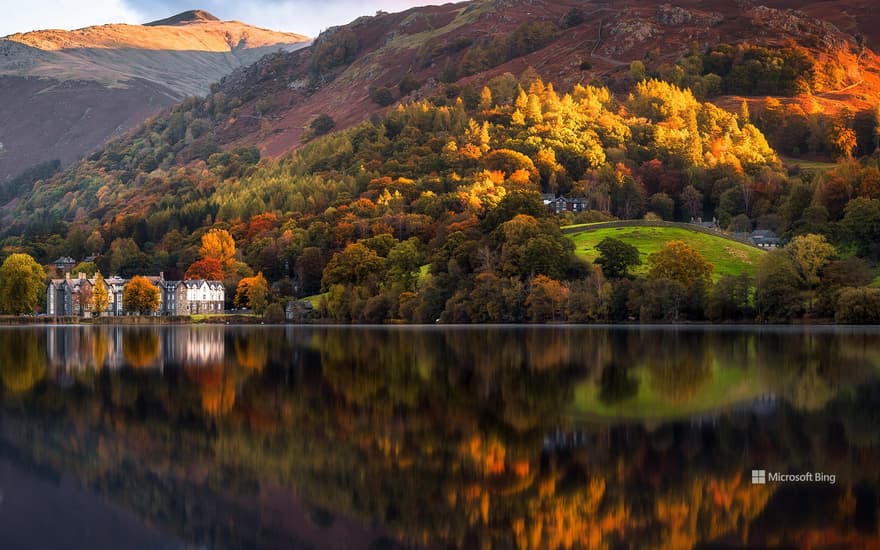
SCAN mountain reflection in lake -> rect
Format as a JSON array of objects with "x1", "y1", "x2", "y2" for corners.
[{"x1": 0, "y1": 325, "x2": 879, "y2": 549}]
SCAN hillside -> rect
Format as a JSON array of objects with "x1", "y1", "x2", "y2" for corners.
[
  {"x1": 146, "y1": 0, "x2": 880, "y2": 162},
  {"x1": 0, "y1": 12, "x2": 309, "y2": 179},
  {"x1": 567, "y1": 223, "x2": 766, "y2": 280}
]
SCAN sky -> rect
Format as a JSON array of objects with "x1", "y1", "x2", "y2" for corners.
[{"x1": 0, "y1": 0, "x2": 449, "y2": 38}]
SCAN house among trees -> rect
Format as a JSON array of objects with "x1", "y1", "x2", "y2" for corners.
[
  {"x1": 46, "y1": 273, "x2": 224, "y2": 316},
  {"x1": 543, "y1": 195, "x2": 590, "y2": 214},
  {"x1": 52, "y1": 256, "x2": 77, "y2": 273},
  {"x1": 749, "y1": 229, "x2": 781, "y2": 248}
]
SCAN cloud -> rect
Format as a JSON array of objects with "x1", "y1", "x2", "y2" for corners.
[{"x1": 0, "y1": 0, "x2": 144, "y2": 36}]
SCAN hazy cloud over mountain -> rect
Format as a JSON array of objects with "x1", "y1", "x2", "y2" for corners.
[{"x1": 1, "y1": 0, "x2": 443, "y2": 37}]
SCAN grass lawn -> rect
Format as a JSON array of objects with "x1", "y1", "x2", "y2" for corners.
[
  {"x1": 301, "y1": 293, "x2": 327, "y2": 308},
  {"x1": 568, "y1": 225, "x2": 766, "y2": 280}
]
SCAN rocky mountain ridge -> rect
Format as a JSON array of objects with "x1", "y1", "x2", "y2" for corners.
[{"x1": 0, "y1": 11, "x2": 309, "y2": 179}]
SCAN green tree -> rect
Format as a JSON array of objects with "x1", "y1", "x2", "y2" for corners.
[
  {"x1": 706, "y1": 273, "x2": 753, "y2": 320},
  {"x1": 841, "y1": 198, "x2": 880, "y2": 258},
  {"x1": 310, "y1": 114, "x2": 336, "y2": 136},
  {"x1": 595, "y1": 237, "x2": 641, "y2": 278},
  {"x1": 755, "y1": 250, "x2": 802, "y2": 321},
  {"x1": 786, "y1": 233, "x2": 835, "y2": 288},
  {"x1": 647, "y1": 240, "x2": 713, "y2": 287},
  {"x1": 322, "y1": 243, "x2": 386, "y2": 290},
  {"x1": 648, "y1": 192, "x2": 675, "y2": 220},
  {"x1": 836, "y1": 287, "x2": 880, "y2": 323},
  {"x1": 122, "y1": 276, "x2": 160, "y2": 315},
  {"x1": 629, "y1": 60, "x2": 647, "y2": 82},
  {"x1": 0, "y1": 253, "x2": 46, "y2": 315},
  {"x1": 71, "y1": 261, "x2": 98, "y2": 277}
]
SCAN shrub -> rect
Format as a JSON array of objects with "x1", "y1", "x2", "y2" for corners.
[
  {"x1": 561, "y1": 8, "x2": 585, "y2": 29},
  {"x1": 369, "y1": 86, "x2": 395, "y2": 106},
  {"x1": 310, "y1": 114, "x2": 336, "y2": 136},
  {"x1": 264, "y1": 302, "x2": 285, "y2": 323},
  {"x1": 398, "y1": 73, "x2": 422, "y2": 96},
  {"x1": 835, "y1": 287, "x2": 880, "y2": 324}
]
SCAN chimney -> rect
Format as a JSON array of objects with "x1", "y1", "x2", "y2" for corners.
[
  {"x1": 160, "y1": 271, "x2": 164, "y2": 281},
  {"x1": 80, "y1": 272, "x2": 85, "y2": 280}
]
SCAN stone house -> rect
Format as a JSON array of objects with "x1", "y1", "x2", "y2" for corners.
[{"x1": 47, "y1": 273, "x2": 224, "y2": 316}]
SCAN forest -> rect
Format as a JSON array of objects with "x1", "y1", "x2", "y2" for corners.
[{"x1": 2, "y1": 64, "x2": 880, "y2": 323}]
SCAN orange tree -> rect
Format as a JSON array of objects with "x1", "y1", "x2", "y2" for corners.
[
  {"x1": 235, "y1": 272, "x2": 269, "y2": 313},
  {"x1": 185, "y1": 257, "x2": 224, "y2": 280},
  {"x1": 122, "y1": 276, "x2": 160, "y2": 315},
  {"x1": 199, "y1": 228, "x2": 236, "y2": 269}
]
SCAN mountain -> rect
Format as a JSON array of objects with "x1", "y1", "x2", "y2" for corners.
[
  {"x1": 0, "y1": 11, "x2": 309, "y2": 180},
  {"x1": 132, "y1": 0, "x2": 878, "y2": 162}
]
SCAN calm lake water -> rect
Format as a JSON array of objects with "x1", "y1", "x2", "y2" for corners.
[{"x1": 0, "y1": 325, "x2": 879, "y2": 549}]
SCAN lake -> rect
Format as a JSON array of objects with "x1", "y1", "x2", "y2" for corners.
[{"x1": 0, "y1": 325, "x2": 878, "y2": 549}]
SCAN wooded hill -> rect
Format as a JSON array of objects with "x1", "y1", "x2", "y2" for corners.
[{"x1": 2, "y1": 0, "x2": 880, "y2": 323}]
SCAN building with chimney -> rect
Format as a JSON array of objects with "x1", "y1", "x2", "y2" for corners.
[{"x1": 46, "y1": 273, "x2": 224, "y2": 316}]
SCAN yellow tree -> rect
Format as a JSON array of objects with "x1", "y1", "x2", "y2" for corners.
[
  {"x1": 235, "y1": 272, "x2": 269, "y2": 313},
  {"x1": 91, "y1": 272, "x2": 110, "y2": 316},
  {"x1": 0, "y1": 253, "x2": 46, "y2": 315},
  {"x1": 199, "y1": 228, "x2": 236, "y2": 268},
  {"x1": 122, "y1": 276, "x2": 160, "y2": 315},
  {"x1": 648, "y1": 240, "x2": 713, "y2": 287}
]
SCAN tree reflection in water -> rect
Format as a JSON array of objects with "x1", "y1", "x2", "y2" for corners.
[
  {"x1": 0, "y1": 326, "x2": 878, "y2": 549},
  {"x1": 0, "y1": 329, "x2": 46, "y2": 393}
]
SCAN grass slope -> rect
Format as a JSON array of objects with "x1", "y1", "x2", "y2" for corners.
[{"x1": 568, "y1": 225, "x2": 766, "y2": 280}]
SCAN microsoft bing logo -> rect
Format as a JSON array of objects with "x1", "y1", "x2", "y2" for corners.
[{"x1": 751, "y1": 469, "x2": 766, "y2": 484}]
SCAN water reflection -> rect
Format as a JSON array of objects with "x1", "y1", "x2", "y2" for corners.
[{"x1": 0, "y1": 326, "x2": 878, "y2": 549}]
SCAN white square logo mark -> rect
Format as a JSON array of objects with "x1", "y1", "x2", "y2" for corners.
[{"x1": 751, "y1": 469, "x2": 766, "y2": 484}]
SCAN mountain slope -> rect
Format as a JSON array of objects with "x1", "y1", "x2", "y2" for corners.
[
  {"x1": 0, "y1": 12, "x2": 309, "y2": 179},
  {"x1": 149, "y1": 0, "x2": 878, "y2": 163}
]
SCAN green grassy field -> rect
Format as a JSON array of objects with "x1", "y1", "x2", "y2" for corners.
[{"x1": 567, "y1": 225, "x2": 766, "y2": 280}]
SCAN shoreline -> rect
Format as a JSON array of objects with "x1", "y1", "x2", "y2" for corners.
[{"x1": 0, "y1": 315, "x2": 877, "y2": 328}]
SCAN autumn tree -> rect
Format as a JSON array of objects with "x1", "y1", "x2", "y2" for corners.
[
  {"x1": 0, "y1": 253, "x2": 46, "y2": 315},
  {"x1": 185, "y1": 257, "x2": 225, "y2": 280},
  {"x1": 647, "y1": 240, "x2": 713, "y2": 287},
  {"x1": 235, "y1": 272, "x2": 269, "y2": 313},
  {"x1": 595, "y1": 237, "x2": 641, "y2": 278},
  {"x1": 526, "y1": 275, "x2": 569, "y2": 322},
  {"x1": 199, "y1": 228, "x2": 236, "y2": 268},
  {"x1": 91, "y1": 272, "x2": 110, "y2": 316},
  {"x1": 122, "y1": 276, "x2": 160, "y2": 315}
]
